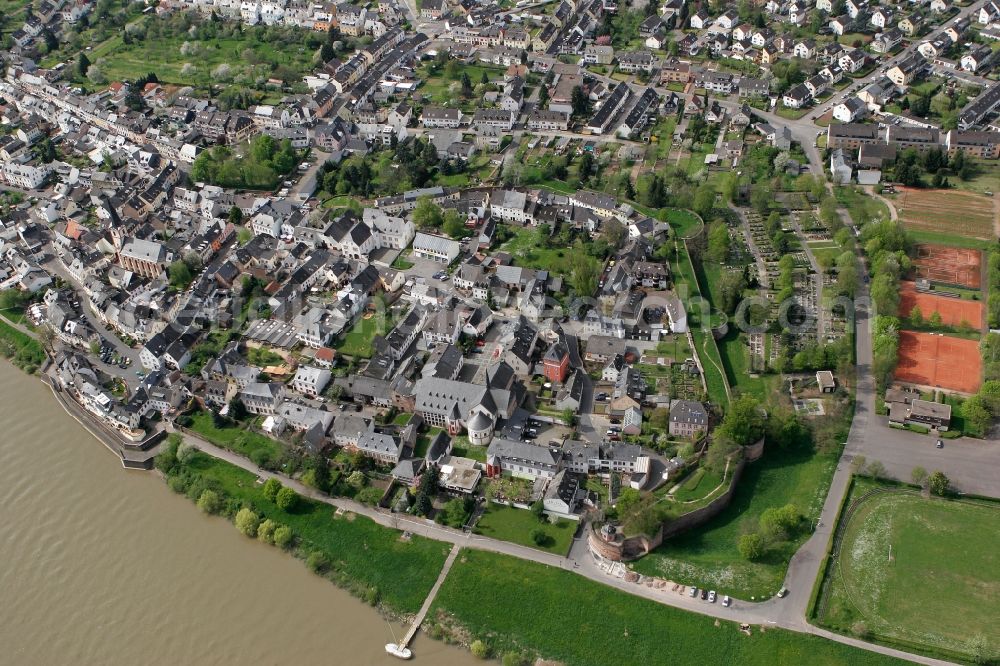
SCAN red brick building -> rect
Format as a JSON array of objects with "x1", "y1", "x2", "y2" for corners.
[{"x1": 543, "y1": 342, "x2": 570, "y2": 383}]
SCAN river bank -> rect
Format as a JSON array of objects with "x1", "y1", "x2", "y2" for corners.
[
  {"x1": 9, "y1": 354, "x2": 943, "y2": 665},
  {"x1": 0, "y1": 360, "x2": 475, "y2": 665}
]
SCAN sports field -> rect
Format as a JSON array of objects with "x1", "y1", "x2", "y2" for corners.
[
  {"x1": 895, "y1": 331, "x2": 981, "y2": 394},
  {"x1": 817, "y1": 489, "x2": 1000, "y2": 661},
  {"x1": 899, "y1": 281, "x2": 983, "y2": 329},
  {"x1": 911, "y1": 244, "x2": 982, "y2": 289},
  {"x1": 897, "y1": 188, "x2": 995, "y2": 241}
]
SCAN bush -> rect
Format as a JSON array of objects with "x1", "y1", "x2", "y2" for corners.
[
  {"x1": 234, "y1": 507, "x2": 260, "y2": 537},
  {"x1": 356, "y1": 486, "x2": 384, "y2": 506},
  {"x1": 275, "y1": 486, "x2": 299, "y2": 511},
  {"x1": 928, "y1": 470, "x2": 950, "y2": 496},
  {"x1": 196, "y1": 489, "x2": 222, "y2": 514},
  {"x1": 262, "y1": 477, "x2": 282, "y2": 501},
  {"x1": 738, "y1": 532, "x2": 766, "y2": 561},
  {"x1": 306, "y1": 550, "x2": 329, "y2": 573},
  {"x1": 470, "y1": 639, "x2": 490, "y2": 659},
  {"x1": 502, "y1": 652, "x2": 530, "y2": 666},
  {"x1": 273, "y1": 525, "x2": 293, "y2": 549},
  {"x1": 257, "y1": 518, "x2": 278, "y2": 544}
]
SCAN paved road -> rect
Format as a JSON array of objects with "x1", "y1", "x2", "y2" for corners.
[{"x1": 169, "y1": 408, "x2": 956, "y2": 665}]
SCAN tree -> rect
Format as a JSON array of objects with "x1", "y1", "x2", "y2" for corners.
[
  {"x1": 910, "y1": 466, "x2": 928, "y2": 488},
  {"x1": 530, "y1": 499, "x2": 545, "y2": 521},
  {"x1": 909, "y1": 305, "x2": 923, "y2": 327},
  {"x1": 257, "y1": 518, "x2": 278, "y2": 543},
  {"x1": 864, "y1": 460, "x2": 888, "y2": 480},
  {"x1": 234, "y1": 507, "x2": 260, "y2": 537},
  {"x1": 870, "y1": 273, "x2": 901, "y2": 317},
  {"x1": 560, "y1": 407, "x2": 578, "y2": 426},
  {"x1": 470, "y1": 639, "x2": 490, "y2": 659},
  {"x1": 197, "y1": 489, "x2": 222, "y2": 514},
  {"x1": 262, "y1": 477, "x2": 282, "y2": 501},
  {"x1": 530, "y1": 528, "x2": 549, "y2": 546},
  {"x1": 928, "y1": 310, "x2": 943, "y2": 327},
  {"x1": 275, "y1": 486, "x2": 299, "y2": 511},
  {"x1": 961, "y1": 394, "x2": 992, "y2": 435},
  {"x1": 718, "y1": 269, "x2": 748, "y2": 315},
  {"x1": 412, "y1": 196, "x2": 443, "y2": 229},
  {"x1": 693, "y1": 182, "x2": 716, "y2": 218},
  {"x1": 77, "y1": 52, "x2": 91, "y2": 79},
  {"x1": 717, "y1": 395, "x2": 766, "y2": 446},
  {"x1": 87, "y1": 64, "x2": 106, "y2": 85},
  {"x1": 738, "y1": 532, "x2": 765, "y2": 560},
  {"x1": 273, "y1": 525, "x2": 293, "y2": 549},
  {"x1": 538, "y1": 83, "x2": 549, "y2": 108},
  {"x1": 460, "y1": 71, "x2": 473, "y2": 97},
  {"x1": 347, "y1": 470, "x2": 367, "y2": 488},
  {"x1": 707, "y1": 219, "x2": 731, "y2": 265},
  {"x1": 928, "y1": 470, "x2": 950, "y2": 496},
  {"x1": 570, "y1": 85, "x2": 590, "y2": 116},
  {"x1": 441, "y1": 498, "x2": 470, "y2": 527}
]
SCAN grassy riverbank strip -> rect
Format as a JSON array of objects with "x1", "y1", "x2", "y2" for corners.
[
  {"x1": 0, "y1": 318, "x2": 45, "y2": 373},
  {"x1": 427, "y1": 550, "x2": 910, "y2": 666},
  {"x1": 158, "y1": 446, "x2": 449, "y2": 616}
]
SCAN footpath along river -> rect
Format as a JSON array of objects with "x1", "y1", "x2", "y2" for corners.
[{"x1": 0, "y1": 361, "x2": 474, "y2": 666}]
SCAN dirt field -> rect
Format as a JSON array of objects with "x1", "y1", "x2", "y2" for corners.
[
  {"x1": 896, "y1": 188, "x2": 995, "y2": 240},
  {"x1": 899, "y1": 281, "x2": 983, "y2": 328},
  {"x1": 911, "y1": 243, "x2": 983, "y2": 289},
  {"x1": 895, "y1": 331, "x2": 982, "y2": 394}
]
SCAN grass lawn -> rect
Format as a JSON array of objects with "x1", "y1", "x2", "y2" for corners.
[
  {"x1": 776, "y1": 106, "x2": 808, "y2": 120},
  {"x1": 334, "y1": 312, "x2": 398, "y2": 359},
  {"x1": 673, "y1": 241, "x2": 730, "y2": 407},
  {"x1": 51, "y1": 17, "x2": 317, "y2": 89},
  {"x1": 903, "y1": 229, "x2": 993, "y2": 250},
  {"x1": 498, "y1": 225, "x2": 582, "y2": 278},
  {"x1": 451, "y1": 443, "x2": 487, "y2": 463},
  {"x1": 666, "y1": 208, "x2": 703, "y2": 239},
  {"x1": 473, "y1": 504, "x2": 576, "y2": 555},
  {"x1": 671, "y1": 467, "x2": 724, "y2": 503},
  {"x1": 429, "y1": 550, "x2": 911, "y2": 666},
  {"x1": 632, "y1": 444, "x2": 840, "y2": 599},
  {"x1": 816, "y1": 481, "x2": 1000, "y2": 662},
  {"x1": 178, "y1": 453, "x2": 450, "y2": 615},
  {"x1": 0, "y1": 317, "x2": 46, "y2": 372},
  {"x1": 834, "y1": 186, "x2": 889, "y2": 226},
  {"x1": 187, "y1": 410, "x2": 283, "y2": 462},
  {"x1": 951, "y1": 160, "x2": 1000, "y2": 195}
]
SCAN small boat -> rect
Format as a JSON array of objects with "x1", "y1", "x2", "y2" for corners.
[
  {"x1": 384, "y1": 620, "x2": 412, "y2": 659},
  {"x1": 384, "y1": 643, "x2": 412, "y2": 660}
]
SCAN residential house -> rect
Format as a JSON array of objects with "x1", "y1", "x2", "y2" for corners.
[{"x1": 668, "y1": 399, "x2": 708, "y2": 438}]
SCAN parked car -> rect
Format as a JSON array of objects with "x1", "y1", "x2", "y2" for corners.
[
  {"x1": 936, "y1": 439, "x2": 944, "y2": 449},
  {"x1": 708, "y1": 590, "x2": 717, "y2": 603},
  {"x1": 777, "y1": 587, "x2": 788, "y2": 598},
  {"x1": 722, "y1": 595, "x2": 731, "y2": 607},
  {"x1": 689, "y1": 587, "x2": 698, "y2": 598},
  {"x1": 700, "y1": 589, "x2": 708, "y2": 600}
]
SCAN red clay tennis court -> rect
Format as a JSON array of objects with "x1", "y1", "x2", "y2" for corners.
[
  {"x1": 899, "y1": 282, "x2": 984, "y2": 328},
  {"x1": 911, "y1": 244, "x2": 982, "y2": 289},
  {"x1": 895, "y1": 331, "x2": 982, "y2": 394}
]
